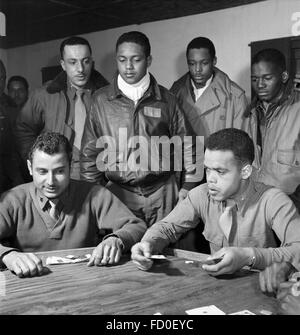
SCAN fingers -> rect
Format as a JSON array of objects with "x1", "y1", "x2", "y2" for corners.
[
  {"x1": 6, "y1": 253, "x2": 44, "y2": 278},
  {"x1": 259, "y1": 263, "x2": 292, "y2": 294},
  {"x1": 88, "y1": 238, "x2": 123, "y2": 266},
  {"x1": 131, "y1": 242, "x2": 154, "y2": 271},
  {"x1": 202, "y1": 250, "x2": 229, "y2": 275},
  {"x1": 132, "y1": 259, "x2": 153, "y2": 271}
]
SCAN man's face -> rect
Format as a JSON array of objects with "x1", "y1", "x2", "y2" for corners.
[
  {"x1": 187, "y1": 48, "x2": 216, "y2": 89},
  {"x1": 27, "y1": 149, "x2": 70, "y2": 199},
  {"x1": 0, "y1": 63, "x2": 6, "y2": 96},
  {"x1": 60, "y1": 44, "x2": 93, "y2": 89},
  {"x1": 204, "y1": 149, "x2": 243, "y2": 202},
  {"x1": 251, "y1": 61, "x2": 286, "y2": 103},
  {"x1": 116, "y1": 42, "x2": 152, "y2": 85},
  {"x1": 8, "y1": 80, "x2": 28, "y2": 107}
]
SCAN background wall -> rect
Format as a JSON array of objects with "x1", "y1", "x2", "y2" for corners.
[{"x1": 4, "y1": 0, "x2": 300, "y2": 99}]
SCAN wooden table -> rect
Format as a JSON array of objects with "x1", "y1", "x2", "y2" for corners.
[{"x1": 0, "y1": 247, "x2": 278, "y2": 315}]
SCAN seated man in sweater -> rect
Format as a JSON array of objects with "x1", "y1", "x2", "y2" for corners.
[
  {"x1": 0, "y1": 132, "x2": 147, "y2": 277},
  {"x1": 131, "y1": 128, "x2": 300, "y2": 286}
]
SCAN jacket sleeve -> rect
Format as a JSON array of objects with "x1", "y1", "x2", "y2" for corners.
[
  {"x1": 92, "y1": 186, "x2": 147, "y2": 252},
  {"x1": 170, "y1": 97, "x2": 204, "y2": 189},
  {"x1": 14, "y1": 89, "x2": 45, "y2": 161},
  {"x1": 251, "y1": 189, "x2": 300, "y2": 271},
  {"x1": 228, "y1": 89, "x2": 249, "y2": 132},
  {"x1": 80, "y1": 95, "x2": 107, "y2": 185}
]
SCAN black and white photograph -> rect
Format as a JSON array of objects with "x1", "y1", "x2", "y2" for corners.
[{"x1": 0, "y1": 0, "x2": 300, "y2": 322}]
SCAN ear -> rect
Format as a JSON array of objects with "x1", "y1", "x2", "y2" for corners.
[
  {"x1": 147, "y1": 55, "x2": 152, "y2": 68},
  {"x1": 213, "y1": 57, "x2": 217, "y2": 66},
  {"x1": 27, "y1": 160, "x2": 33, "y2": 176},
  {"x1": 281, "y1": 71, "x2": 289, "y2": 83},
  {"x1": 60, "y1": 59, "x2": 66, "y2": 72},
  {"x1": 241, "y1": 164, "x2": 252, "y2": 180}
]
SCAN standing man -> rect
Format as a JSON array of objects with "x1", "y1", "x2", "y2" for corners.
[
  {"x1": 0, "y1": 60, "x2": 23, "y2": 193},
  {"x1": 170, "y1": 37, "x2": 249, "y2": 139},
  {"x1": 0, "y1": 132, "x2": 147, "y2": 278},
  {"x1": 81, "y1": 31, "x2": 202, "y2": 227},
  {"x1": 247, "y1": 48, "x2": 300, "y2": 211},
  {"x1": 14, "y1": 36, "x2": 109, "y2": 180}
]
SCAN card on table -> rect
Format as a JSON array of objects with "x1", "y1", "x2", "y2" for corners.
[
  {"x1": 185, "y1": 305, "x2": 226, "y2": 315},
  {"x1": 149, "y1": 255, "x2": 167, "y2": 260},
  {"x1": 229, "y1": 310, "x2": 255, "y2": 315},
  {"x1": 46, "y1": 254, "x2": 91, "y2": 265}
]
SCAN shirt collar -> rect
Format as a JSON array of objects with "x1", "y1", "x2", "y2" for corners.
[
  {"x1": 67, "y1": 81, "x2": 91, "y2": 100},
  {"x1": 36, "y1": 184, "x2": 71, "y2": 211}
]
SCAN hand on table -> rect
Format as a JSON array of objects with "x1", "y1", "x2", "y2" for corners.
[
  {"x1": 259, "y1": 262, "x2": 294, "y2": 293},
  {"x1": 88, "y1": 236, "x2": 124, "y2": 266},
  {"x1": 131, "y1": 241, "x2": 154, "y2": 271},
  {"x1": 2, "y1": 251, "x2": 44, "y2": 278},
  {"x1": 202, "y1": 247, "x2": 253, "y2": 276},
  {"x1": 277, "y1": 278, "x2": 300, "y2": 315}
]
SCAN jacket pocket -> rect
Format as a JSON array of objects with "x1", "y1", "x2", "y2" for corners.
[
  {"x1": 277, "y1": 149, "x2": 300, "y2": 168},
  {"x1": 202, "y1": 225, "x2": 224, "y2": 250}
]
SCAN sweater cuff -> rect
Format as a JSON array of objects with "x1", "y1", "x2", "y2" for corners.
[
  {"x1": 104, "y1": 230, "x2": 136, "y2": 253},
  {"x1": 0, "y1": 248, "x2": 20, "y2": 269}
]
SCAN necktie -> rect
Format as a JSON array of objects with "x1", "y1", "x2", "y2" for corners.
[
  {"x1": 49, "y1": 201, "x2": 59, "y2": 221},
  {"x1": 73, "y1": 90, "x2": 86, "y2": 150},
  {"x1": 218, "y1": 201, "x2": 236, "y2": 241}
]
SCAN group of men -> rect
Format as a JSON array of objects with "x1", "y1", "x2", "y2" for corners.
[{"x1": 0, "y1": 30, "x2": 300, "y2": 314}]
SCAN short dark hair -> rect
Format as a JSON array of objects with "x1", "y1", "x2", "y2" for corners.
[
  {"x1": 205, "y1": 128, "x2": 254, "y2": 165},
  {"x1": 28, "y1": 132, "x2": 72, "y2": 164},
  {"x1": 7, "y1": 75, "x2": 29, "y2": 91},
  {"x1": 116, "y1": 31, "x2": 151, "y2": 57},
  {"x1": 186, "y1": 37, "x2": 216, "y2": 59},
  {"x1": 60, "y1": 36, "x2": 92, "y2": 59},
  {"x1": 252, "y1": 48, "x2": 286, "y2": 72}
]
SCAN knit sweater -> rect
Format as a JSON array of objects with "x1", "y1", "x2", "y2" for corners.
[{"x1": 0, "y1": 180, "x2": 147, "y2": 258}]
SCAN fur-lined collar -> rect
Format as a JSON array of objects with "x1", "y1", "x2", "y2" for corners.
[{"x1": 46, "y1": 69, "x2": 108, "y2": 94}]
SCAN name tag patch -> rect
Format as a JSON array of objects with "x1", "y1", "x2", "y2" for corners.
[{"x1": 144, "y1": 107, "x2": 161, "y2": 118}]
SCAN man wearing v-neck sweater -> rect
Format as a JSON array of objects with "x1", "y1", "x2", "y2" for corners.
[{"x1": 0, "y1": 132, "x2": 147, "y2": 277}]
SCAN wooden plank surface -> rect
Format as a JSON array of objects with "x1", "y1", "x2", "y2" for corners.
[{"x1": 0, "y1": 248, "x2": 277, "y2": 315}]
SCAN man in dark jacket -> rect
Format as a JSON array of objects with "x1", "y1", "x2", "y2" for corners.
[
  {"x1": 14, "y1": 36, "x2": 109, "y2": 180},
  {"x1": 0, "y1": 60, "x2": 23, "y2": 194},
  {"x1": 170, "y1": 37, "x2": 249, "y2": 139},
  {"x1": 81, "y1": 31, "x2": 203, "y2": 228}
]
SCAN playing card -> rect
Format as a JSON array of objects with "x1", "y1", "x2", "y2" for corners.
[
  {"x1": 185, "y1": 305, "x2": 226, "y2": 315},
  {"x1": 149, "y1": 255, "x2": 167, "y2": 260},
  {"x1": 229, "y1": 310, "x2": 255, "y2": 315},
  {"x1": 201, "y1": 257, "x2": 223, "y2": 265},
  {"x1": 46, "y1": 254, "x2": 91, "y2": 265}
]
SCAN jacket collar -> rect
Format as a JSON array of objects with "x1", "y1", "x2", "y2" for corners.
[
  {"x1": 107, "y1": 73, "x2": 162, "y2": 101},
  {"x1": 46, "y1": 69, "x2": 108, "y2": 94},
  {"x1": 245, "y1": 80, "x2": 294, "y2": 118}
]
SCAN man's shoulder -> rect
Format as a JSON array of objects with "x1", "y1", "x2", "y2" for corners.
[
  {"x1": 170, "y1": 73, "x2": 189, "y2": 94},
  {"x1": 92, "y1": 83, "x2": 113, "y2": 100},
  {"x1": 70, "y1": 179, "x2": 108, "y2": 197},
  {"x1": 189, "y1": 183, "x2": 209, "y2": 198},
  {"x1": 0, "y1": 183, "x2": 32, "y2": 206},
  {"x1": 213, "y1": 68, "x2": 245, "y2": 98},
  {"x1": 254, "y1": 182, "x2": 291, "y2": 204}
]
